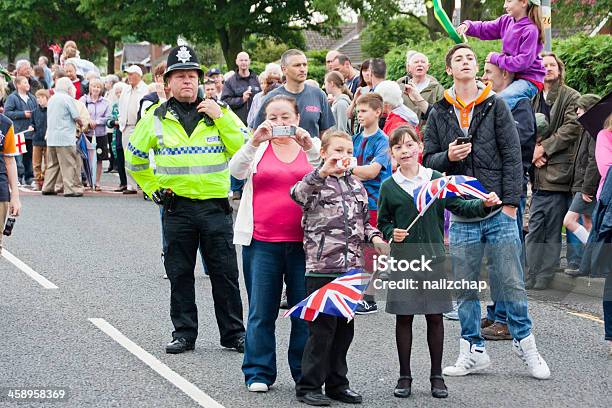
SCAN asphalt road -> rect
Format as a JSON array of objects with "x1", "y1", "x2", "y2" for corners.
[{"x1": 1, "y1": 179, "x2": 610, "y2": 408}]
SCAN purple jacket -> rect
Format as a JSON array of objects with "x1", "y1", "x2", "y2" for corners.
[
  {"x1": 465, "y1": 15, "x2": 545, "y2": 83},
  {"x1": 79, "y1": 95, "x2": 111, "y2": 137}
]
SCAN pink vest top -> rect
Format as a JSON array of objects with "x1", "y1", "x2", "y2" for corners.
[{"x1": 252, "y1": 143, "x2": 313, "y2": 242}]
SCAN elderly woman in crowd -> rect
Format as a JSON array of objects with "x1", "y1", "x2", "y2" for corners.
[
  {"x1": 80, "y1": 77, "x2": 111, "y2": 190},
  {"x1": 106, "y1": 81, "x2": 129, "y2": 190},
  {"x1": 41, "y1": 77, "x2": 84, "y2": 197},
  {"x1": 230, "y1": 95, "x2": 321, "y2": 393},
  {"x1": 376, "y1": 80, "x2": 418, "y2": 136},
  {"x1": 247, "y1": 63, "x2": 282, "y2": 129},
  {"x1": 103, "y1": 75, "x2": 120, "y2": 172}
]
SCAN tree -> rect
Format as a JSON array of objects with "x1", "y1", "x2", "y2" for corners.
[
  {"x1": 361, "y1": 16, "x2": 429, "y2": 58},
  {"x1": 79, "y1": 0, "x2": 346, "y2": 71},
  {"x1": 551, "y1": 0, "x2": 610, "y2": 36},
  {"x1": 346, "y1": 0, "x2": 502, "y2": 40},
  {"x1": 0, "y1": 0, "x2": 106, "y2": 64}
]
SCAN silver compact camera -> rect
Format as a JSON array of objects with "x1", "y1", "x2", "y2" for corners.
[{"x1": 272, "y1": 125, "x2": 297, "y2": 137}]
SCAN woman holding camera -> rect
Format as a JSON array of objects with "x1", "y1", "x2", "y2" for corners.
[{"x1": 230, "y1": 94, "x2": 321, "y2": 393}]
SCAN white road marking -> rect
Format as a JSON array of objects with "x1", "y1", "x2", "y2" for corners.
[
  {"x1": 2, "y1": 248, "x2": 58, "y2": 289},
  {"x1": 89, "y1": 318, "x2": 224, "y2": 408}
]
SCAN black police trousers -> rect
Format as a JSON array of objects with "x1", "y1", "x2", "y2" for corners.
[
  {"x1": 162, "y1": 196, "x2": 245, "y2": 345},
  {"x1": 296, "y1": 277, "x2": 354, "y2": 396}
]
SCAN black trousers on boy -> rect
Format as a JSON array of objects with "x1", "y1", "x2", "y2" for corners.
[{"x1": 296, "y1": 277, "x2": 354, "y2": 396}]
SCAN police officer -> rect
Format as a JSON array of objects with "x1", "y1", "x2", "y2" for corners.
[{"x1": 126, "y1": 45, "x2": 247, "y2": 354}]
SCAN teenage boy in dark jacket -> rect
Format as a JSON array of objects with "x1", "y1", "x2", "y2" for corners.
[{"x1": 423, "y1": 44, "x2": 550, "y2": 380}]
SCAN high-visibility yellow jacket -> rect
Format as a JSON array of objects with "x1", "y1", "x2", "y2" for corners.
[{"x1": 125, "y1": 101, "x2": 248, "y2": 199}]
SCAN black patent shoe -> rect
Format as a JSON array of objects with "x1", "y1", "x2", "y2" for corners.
[
  {"x1": 222, "y1": 336, "x2": 245, "y2": 353},
  {"x1": 297, "y1": 392, "x2": 331, "y2": 406},
  {"x1": 430, "y1": 375, "x2": 448, "y2": 398},
  {"x1": 165, "y1": 337, "x2": 195, "y2": 354},
  {"x1": 326, "y1": 388, "x2": 362, "y2": 404},
  {"x1": 394, "y1": 376, "x2": 412, "y2": 398}
]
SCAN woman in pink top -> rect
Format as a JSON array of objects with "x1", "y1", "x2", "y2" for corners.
[
  {"x1": 229, "y1": 95, "x2": 321, "y2": 393},
  {"x1": 595, "y1": 116, "x2": 612, "y2": 200}
]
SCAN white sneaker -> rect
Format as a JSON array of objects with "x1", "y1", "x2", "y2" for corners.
[
  {"x1": 247, "y1": 382, "x2": 268, "y2": 392},
  {"x1": 443, "y1": 338, "x2": 491, "y2": 376},
  {"x1": 443, "y1": 302, "x2": 460, "y2": 320},
  {"x1": 512, "y1": 334, "x2": 550, "y2": 379}
]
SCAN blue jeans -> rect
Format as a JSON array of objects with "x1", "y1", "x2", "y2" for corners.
[
  {"x1": 242, "y1": 239, "x2": 308, "y2": 386},
  {"x1": 498, "y1": 79, "x2": 538, "y2": 110},
  {"x1": 605, "y1": 271, "x2": 612, "y2": 341},
  {"x1": 230, "y1": 176, "x2": 245, "y2": 193},
  {"x1": 450, "y1": 211, "x2": 532, "y2": 346},
  {"x1": 565, "y1": 195, "x2": 584, "y2": 267},
  {"x1": 486, "y1": 198, "x2": 526, "y2": 323}
]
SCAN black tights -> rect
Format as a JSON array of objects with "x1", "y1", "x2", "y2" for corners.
[{"x1": 396, "y1": 314, "x2": 444, "y2": 378}]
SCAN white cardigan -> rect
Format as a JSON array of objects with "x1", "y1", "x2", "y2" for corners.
[{"x1": 230, "y1": 139, "x2": 322, "y2": 246}]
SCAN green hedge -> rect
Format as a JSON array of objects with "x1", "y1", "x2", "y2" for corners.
[{"x1": 384, "y1": 34, "x2": 612, "y2": 96}]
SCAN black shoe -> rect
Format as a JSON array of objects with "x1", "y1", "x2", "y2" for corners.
[
  {"x1": 297, "y1": 392, "x2": 331, "y2": 406},
  {"x1": 430, "y1": 375, "x2": 448, "y2": 398},
  {"x1": 327, "y1": 388, "x2": 362, "y2": 404},
  {"x1": 123, "y1": 189, "x2": 137, "y2": 195},
  {"x1": 64, "y1": 193, "x2": 83, "y2": 197},
  {"x1": 355, "y1": 300, "x2": 378, "y2": 315},
  {"x1": 394, "y1": 376, "x2": 412, "y2": 398},
  {"x1": 41, "y1": 191, "x2": 57, "y2": 196},
  {"x1": 165, "y1": 338, "x2": 195, "y2": 354},
  {"x1": 104, "y1": 167, "x2": 113, "y2": 173},
  {"x1": 533, "y1": 277, "x2": 552, "y2": 290},
  {"x1": 222, "y1": 336, "x2": 245, "y2": 353},
  {"x1": 524, "y1": 275, "x2": 535, "y2": 290},
  {"x1": 114, "y1": 185, "x2": 127, "y2": 192}
]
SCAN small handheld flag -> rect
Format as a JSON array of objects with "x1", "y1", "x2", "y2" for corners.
[
  {"x1": 399, "y1": 175, "x2": 489, "y2": 235},
  {"x1": 283, "y1": 269, "x2": 370, "y2": 322},
  {"x1": 15, "y1": 131, "x2": 27, "y2": 154}
]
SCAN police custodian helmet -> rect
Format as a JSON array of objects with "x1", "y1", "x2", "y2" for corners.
[{"x1": 164, "y1": 45, "x2": 204, "y2": 80}]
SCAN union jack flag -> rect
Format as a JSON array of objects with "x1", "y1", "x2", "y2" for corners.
[
  {"x1": 413, "y1": 175, "x2": 488, "y2": 214},
  {"x1": 283, "y1": 268, "x2": 370, "y2": 322},
  {"x1": 413, "y1": 177, "x2": 450, "y2": 213},
  {"x1": 447, "y1": 175, "x2": 489, "y2": 200}
]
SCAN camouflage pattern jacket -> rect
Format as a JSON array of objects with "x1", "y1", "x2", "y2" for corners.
[{"x1": 291, "y1": 168, "x2": 382, "y2": 277}]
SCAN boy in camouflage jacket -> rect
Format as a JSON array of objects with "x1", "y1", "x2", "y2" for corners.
[{"x1": 291, "y1": 131, "x2": 385, "y2": 406}]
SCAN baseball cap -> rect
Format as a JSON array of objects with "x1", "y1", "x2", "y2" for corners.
[
  {"x1": 125, "y1": 65, "x2": 143, "y2": 76},
  {"x1": 206, "y1": 68, "x2": 222, "y2": 77}
]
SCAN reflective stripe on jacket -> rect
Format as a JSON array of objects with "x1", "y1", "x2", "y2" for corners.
[{"x1": 125, "y1": 102, "x2": 248, "y2": 199}]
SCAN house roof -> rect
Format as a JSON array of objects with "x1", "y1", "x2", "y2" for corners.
[
  {"x1": 122, "y1": 42, "x2": 151, "y2": 66},
  {"x1": 304, "y1": 23, "x2": 364, "y2": 64}
]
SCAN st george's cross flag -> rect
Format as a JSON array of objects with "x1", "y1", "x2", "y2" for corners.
[
  {"x1": 283, "y1": 269, "x2": 370, "y2": 322},
  {"x1": 413, "y1": 175, "x2": 489, "y2": 215},
  {"x1": 15, "y1": 130, "x2": 28, "y2": 154}
]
